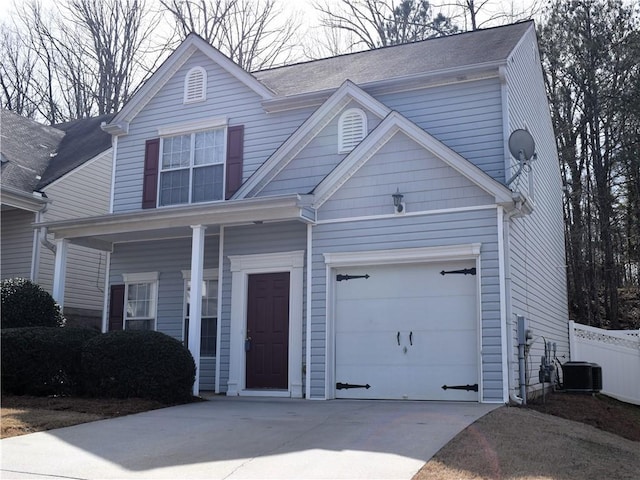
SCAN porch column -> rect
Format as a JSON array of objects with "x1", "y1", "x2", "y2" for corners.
[
  {"x1": 189, "y1": 225, "x2": 206, "y2": 396},
  {"x1": 52, "y1": 239, "x2": 69, "y2": 310}
]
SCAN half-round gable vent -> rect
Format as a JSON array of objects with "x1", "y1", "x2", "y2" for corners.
[
  {"x1": 339, "y1": 108, "x2": 367, "y2": 153},
  {"x1": 184, "y1": 66, "x2": 207, "y2": 103}
]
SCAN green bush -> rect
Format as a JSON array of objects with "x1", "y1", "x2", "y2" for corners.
[
  {"x1": 1, "y1": 278, "x2": 64, "y2": 328},
  {"x1": 81, "y1": 330, "x2": 196, "y2": 403},
  {"x1": 1, "y1": 327, "x2": 100, "y2": 396}
]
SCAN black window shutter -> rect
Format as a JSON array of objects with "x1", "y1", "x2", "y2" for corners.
[
  {"x1": 142, "y1": 138, "x2": 160, "y2": 209},
  {"x1": 226, "y1": 125, "x2": 244, "y2": 199}
]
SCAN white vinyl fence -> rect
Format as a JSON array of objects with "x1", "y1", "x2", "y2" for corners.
[{"x1": 569, "y1": 320, "x2": 640, "y2": 405}]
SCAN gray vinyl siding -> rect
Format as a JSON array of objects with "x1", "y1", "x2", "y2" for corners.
[
  {"x1": 0, "y1": 208, "x2": 35, "y2": 280},
  {"x1": 505, "y1": 29, "x2": 569, "y2": 395},
  {"x1": 112, "y1": 50, "x2": 314, "y2": 213},
  {"x1": 318, "y1": 131, "x2": 495, "y2": 221},
  {"x1": 219, "y1": 221, "x2": 307, "y2": 393},
  {"x1": 259, "y1": 103, "x2": 383, "y2": 196},
  {"x1": 37, "y1": 150, "x2": 113, "y2": 314},
  {"x1": 375, "y1": 77, "x2": 505, "y2": 182},
  {"x1": 109, "y1": 235, "x2": 220, "y2": 390},
  {"x1": 310, "y1": 208, "x2": 502, "y2": 401}
]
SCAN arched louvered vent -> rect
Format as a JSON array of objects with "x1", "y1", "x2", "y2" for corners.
[
  {"x1": 339, "y1": 108, "x2": 367, "y2": 153},
  {"x1": 184, "y1": 66, "x2": 207, "y2": 104}
]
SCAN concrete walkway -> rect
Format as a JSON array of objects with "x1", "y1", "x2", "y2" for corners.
[{"x1": 1, "y1": 397, "x2": 498, "y2": 479}]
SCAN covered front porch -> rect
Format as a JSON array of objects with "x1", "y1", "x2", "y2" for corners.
[{"x1": 36, "y1": 194, "x2": 314, "y2": 396}]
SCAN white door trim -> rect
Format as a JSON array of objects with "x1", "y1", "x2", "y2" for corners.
[
  {"x1": 227, "y1": 250, "x2": 305, "y2": 398},
  {"x1": 324, "y1": 244, "x2": 482, "y2": 400}
]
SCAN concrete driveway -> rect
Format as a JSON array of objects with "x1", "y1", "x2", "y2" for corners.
[{"x1": 1, "y1": 397, "x2": 497, "y2": 479}]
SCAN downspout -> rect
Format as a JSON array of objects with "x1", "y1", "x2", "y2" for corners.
[
  {"x1": 39, "y1": 226, "x2": 57, "y2": 254},
  {"x1": 502, "y1": 207, "x2": 524, "y2": 405}
]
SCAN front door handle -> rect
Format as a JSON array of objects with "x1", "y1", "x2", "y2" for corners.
[{"x1": 245, "y1": 337, "x2": 252, "y2": 352}]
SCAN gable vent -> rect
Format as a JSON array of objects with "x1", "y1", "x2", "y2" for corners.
[
  {"x1": 339, "y1": 108, "x2": 367, "y2": 153},
  {"x1": 184, "y1": 66, "x2": 207, "y2": 104}
]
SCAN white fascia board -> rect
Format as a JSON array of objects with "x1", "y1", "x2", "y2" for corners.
[
  {"x1": 102, "y1": 35, "x2": 274, "y2": 136},
  {"x1": 313, "y1": 111, "x2": 513, "y2": 209},
  {"x1": 234, "y1": 81, "x2": 391, "y2": 199},
  {"x1": 506, "y1": 23, "x2": 536, "y2": 66},
  {"x1": 36, "y1": 194, "x2": 313, "y2": 240},
  {"x1": 1, "y1": 187, "x2": 48, "y2": 212}
]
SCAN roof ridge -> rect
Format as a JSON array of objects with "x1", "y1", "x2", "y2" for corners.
[{"x1": 253, "y1": 20, "x2": 533, "y2": 74}]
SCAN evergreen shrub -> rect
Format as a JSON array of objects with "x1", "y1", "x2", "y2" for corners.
[
  {"x1": 1, "y1": 327, "x2": 100, "y2": 395},
  {"x1": 1, "y1": 278, "x2": 64, "y2": 328},
  {"x1": 82, "y1": 330, "x2": 195, "y2": 403}
]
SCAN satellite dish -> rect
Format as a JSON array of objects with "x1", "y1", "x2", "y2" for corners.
[{"x1": 508, "y1": 129, "x2": 535, "y2": 161}]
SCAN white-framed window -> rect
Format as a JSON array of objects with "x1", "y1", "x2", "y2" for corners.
[
  {"x1": 338, "y1": 108, "x2": 367, "y2": 153},
  {"x1": 184, "y1": 66, "x2": 207, "y2": 103},
  {"x1": 182, "y1": 269, "x2": 218, "y2": 357},
  {"x1": 159, "y1": 128, "x2": 226, "y2": 206},
  {"x1": 122, "y1": 272, "x2": 159, "y2": 330}
]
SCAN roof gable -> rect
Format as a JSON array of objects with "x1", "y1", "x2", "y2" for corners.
[
  {"x1": 313, "y1": 111, "x2": 514, "y2": 208},
  {"x1": 233, "y1": 81, "x2": 391, "y2": 199},
  {"x1": 104, "y1": 34, "x2": 275, "y2": 135}
]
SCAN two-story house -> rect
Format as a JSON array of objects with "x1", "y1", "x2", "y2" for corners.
[
  {"x1": 37, "y1": 21, "x2": 568, "y2": 402},
  {"x1": 1, "y1": 110, "x2": 113, "y2": 328}
]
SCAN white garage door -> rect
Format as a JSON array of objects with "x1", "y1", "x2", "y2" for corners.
[{"x1": 335, "y1": 260, "x2": 479, "y2": 401}]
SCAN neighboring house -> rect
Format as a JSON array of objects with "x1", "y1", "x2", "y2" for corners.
[
  {"x1": 38, "y1": 21, "x2": 568, "y2": 402},
  {"x1": 1, "y1": 110, "x2": 114, "y2": 328}
]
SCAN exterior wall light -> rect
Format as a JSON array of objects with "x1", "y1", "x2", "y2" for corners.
[{"x1": 392, "y1": 188, "x2": 404, "y2": 213}]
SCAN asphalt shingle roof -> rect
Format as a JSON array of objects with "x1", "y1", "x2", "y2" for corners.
[
  {"x1": 38, "y1": 113, "x2": 114, "y2": 189},
  {"x1": 253, "y1": 21, "x2": 532, "y2": 96},
  {"x1": 0, "y1": 109, "x2": 64, "y2": 194},
  {"x1": 0, "y1": 110, "x2": 113, "y2": 194}
]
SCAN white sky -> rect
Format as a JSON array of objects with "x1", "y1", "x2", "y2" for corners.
[{"x1": 1, "y1": 0, "x2": 545, "y2": 30}]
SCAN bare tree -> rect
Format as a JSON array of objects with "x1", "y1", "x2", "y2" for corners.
[
  {"x1": 63, "y1": 0, "x2": 165, "y2": 115},
  {"x1": 438, "y1": 0, "x2": 545, "y2": 31},
  {"x1": 0, "y1": 24, "x2": 38, "y2": 117},
  {"x1": 161, "y1": 0, "x2": 302, "y2": 71},
  {"x1": 314, "y1": 0, "x2": 456, "y2": 52},
  {"x1": 6, "y1": 0, "x2": 167, "y2": 123},
  {"x1": 539, "y1": 0, "x2": 640, "y2": 328}
]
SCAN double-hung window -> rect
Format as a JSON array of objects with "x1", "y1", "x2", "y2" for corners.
[
  {"x1": 122, "y1": 272, "x2": 158, "y2": 330},
  {"x1": 159, "y1": 129, "x2": 225, "y2": 206},
  {"x1": 183, "y1": 269, "x2": 218, "y2": 357}
]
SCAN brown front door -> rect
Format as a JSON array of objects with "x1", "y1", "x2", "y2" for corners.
[{"x1": 246, "y1": 272, "x2": 290, "y2": 389}]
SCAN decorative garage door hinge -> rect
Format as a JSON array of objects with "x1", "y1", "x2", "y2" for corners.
[
  {"x1": 441, "y1": 384, "x2": 479, "y2": 392},
  {"x1": 439, "y1": 268, "x2": 476, "y2": 276},
  {"x1": 336, "y1": 274, "x2": 370, "y2": 282},
  {"x1": 336, "y1": 382, "x2": 371, "y2": 390}
]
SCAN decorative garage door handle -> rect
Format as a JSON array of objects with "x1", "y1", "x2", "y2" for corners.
[
  {"x1": 440, "y1": 267, "x2": 476, "y2": 276},
  {"x1": 397, "y1": 332, "x2": 400, "y2": 345},
  {"x1": 409, "y1": 331, "x2": 413, "y2": 345}
]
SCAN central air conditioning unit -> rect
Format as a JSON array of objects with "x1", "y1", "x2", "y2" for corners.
[{"x1": 562, "y1": 362, "x2": 603, "y2": 392}]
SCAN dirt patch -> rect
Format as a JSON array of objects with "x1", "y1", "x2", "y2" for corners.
[
  {"x1": 527, "y1": 392, "x2": 640, "y2": 442},
  {"x1": 414, "y1": 392, "x2": 640, "y2": 480},
  {"x1": 414, "y1": 406, "x2": 640, "y2": 480},
  {"x1": 1, "y1": 396, "x2": 181, "y2": 439}
]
